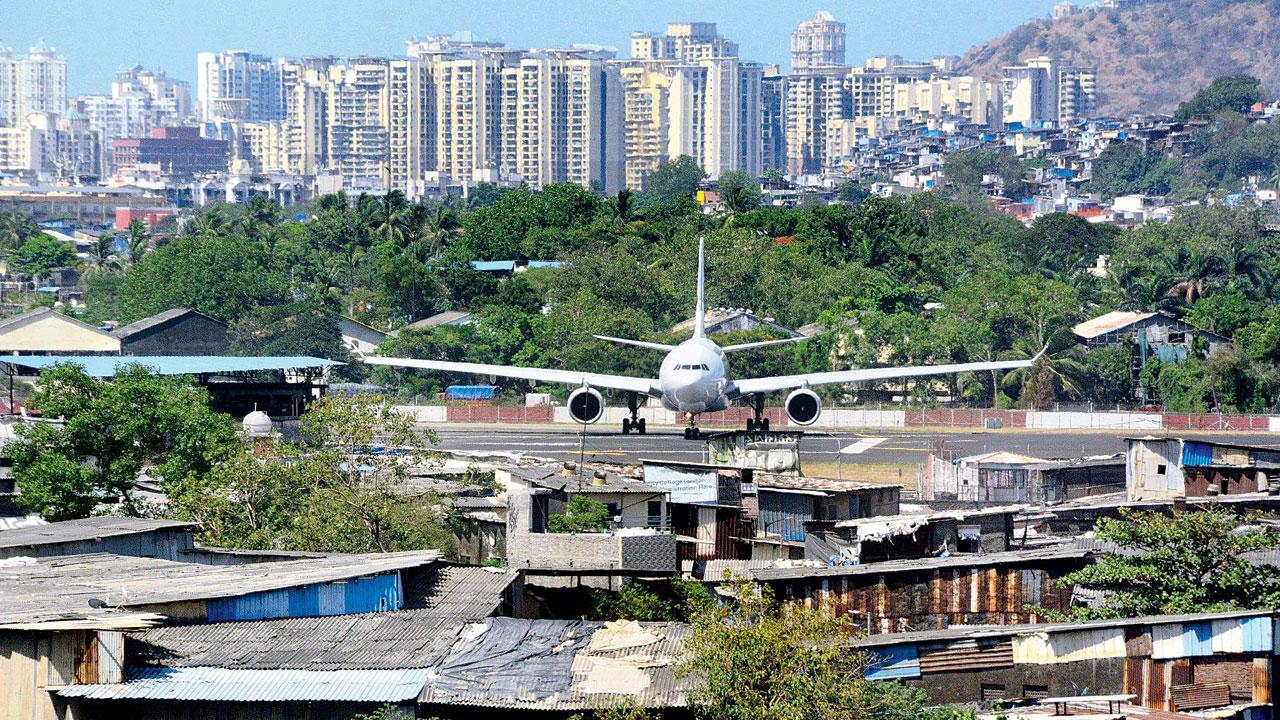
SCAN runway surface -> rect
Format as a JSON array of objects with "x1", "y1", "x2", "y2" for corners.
[{"x1": 429, "y1": 424, "x2": 1280, "y2": 466}]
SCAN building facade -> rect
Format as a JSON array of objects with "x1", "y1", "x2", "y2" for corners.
[
  {"x1": 790, "y1": 11, "x2": 846, "y2": 73},
  {"x1": 0, "y1": 43, "x2": 66, "y2": 128}
]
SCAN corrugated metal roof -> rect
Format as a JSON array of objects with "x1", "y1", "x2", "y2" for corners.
[
  {"x1": 1, "y1": 355, "x2": 342, "y2": 376},
  {"x1": 56, "y1": 666, "x2": 430, "y2": 702},
  {"x1": 0, "y1": 517, "x2": 197, "y2": 548},
  {"x1": 755, "y1": 474, "x2": 897, "y2": 493},
  {"x1": 752, "y1": 546, "x2": 1088, "y2": 582},
  {"x1": 109, "y1": 308, "x2": 222, "y2": 339},
  {"x1": 1013, "y1": 627, "x2": 1127, "y2": 664},
  {"x1": 1072, "y1": 311, "x2": 1155, "y2": 339},
  {"x1": 401, "y1": 565, "x2": 516, "y2": 617},
  {"x1": 0, "y1": 550, "x2": 439, "y2": 627}
]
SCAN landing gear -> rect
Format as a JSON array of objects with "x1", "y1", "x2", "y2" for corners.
[
  {"x1": 745, "y1": 395, "x2": 769, "y2": 432},
  {"x1": 683, "y1": 413, "x2": 700, "y2": 440},
  {"x1": 622, "y1": 394, "x2": 646, "y2": 435}
]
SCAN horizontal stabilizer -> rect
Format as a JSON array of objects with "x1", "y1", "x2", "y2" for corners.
[
  {"x1": 719, "y1": 336, "x2": 811, "y2": 353},
  {"x1": 592, "y1": 335, "x2": 677, "y2": 352}
]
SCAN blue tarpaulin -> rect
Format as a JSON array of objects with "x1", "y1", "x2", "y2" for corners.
[{"x1": 446, "y1": 385, "x2": 497, "y2": 400}]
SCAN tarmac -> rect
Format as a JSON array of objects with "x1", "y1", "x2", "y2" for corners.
[{"x1": 429, "y1": 423, "x2": 1280, "y2": 466}]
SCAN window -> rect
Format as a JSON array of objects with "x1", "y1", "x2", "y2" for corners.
[
  {"x1": 1022, "y1": 685, "x2": 1049, "y2": 700},
  {"x1": 980, "y1": 684, "x2": 1007, "y2": 702},
  {"x1": 647, "y1": 501, "x2": 663, "y2": 528},
  {"x1": 605, "y1": 502, "x2": 620, "y2": 519},
  {"x1": 1169, "y1": 331, "x2": 1186, "y2": 344},
  {"x1": 1157, "y1": 464, "x2": 1167, "y2": 475}
]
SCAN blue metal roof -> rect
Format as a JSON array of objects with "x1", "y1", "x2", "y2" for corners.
[
  {"x1": 57, "y1": 666, "x2": 430, "y2": 702},
  {"x1": 526, "y1": 260, "x2": 564, "y2": 269},
  {"x1": 470, "y1": 260, "x2": 516, "y2": 272},
  {"x1": 1, "y1": 355, "x2": 343, "y2": 377}
]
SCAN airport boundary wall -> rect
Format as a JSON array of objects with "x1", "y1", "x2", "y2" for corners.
[{"x1": 397, "y1": 403, "x2": 1280, "y2": 433}]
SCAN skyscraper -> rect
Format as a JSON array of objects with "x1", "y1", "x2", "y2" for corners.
[
  {"x1": 196, "y1": 50, "x2": 283, "y2": 122},
  {"x1": 0, "y1": 43, "x2": 67, "y2": 127},
  {"x1": 790, "y1": 11, "x2": 846, "y2": 73},
  {"x1": 1001, "y1": 56, "x2": 1058, "y2": 127}
]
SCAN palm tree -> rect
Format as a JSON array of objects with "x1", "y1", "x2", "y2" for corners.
[
  {"x1": 86, "y1": 234, "x2": 119, "y2": 269},
  {"x1": 373, "y1": 190, "x2": 409, "y2": 246},
  {"x1": 614, "y1": 189, "x2": 635, "y2": 222},
  {"x1": 0, "y1": 211, "x2": 39, "y2": 250},
  {"x1": 1001, "y1": 334, "x2": 1088, "y2": 410},
  {"x1": 125, "y1": 220, "x2": 149, "y2": 265},
  {"x1": 1163, "y1": 245, "x2": 1225, "y2": 305},
  {"x1": 1218, "y1": 241, "x2": 1269, "y2": 295}
]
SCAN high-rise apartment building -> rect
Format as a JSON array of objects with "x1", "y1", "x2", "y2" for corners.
[
  {"x1": 0, "y1": 112, "x2": 100, "y2": 178},
  {"x1": 196, "y1": 50, "x2": 283, "y2": 122},
  {"x1": 324, "y1": 59, "x2": 391, "y2": 189},
  {"x1": 0, "y1": 43, "x2": 68, "y2": 127},
  {"x1": 388, "y1": 58, "x2": 436, "y2": 195},
  {"x1": 785, "y1": 67, "x2": 847, "y2": 175},
  {"x1": 618, "y1": 61, "x2": 672, "y2": 190},
  {"x1": 433, "y1": 49, "x2": 520, "y2": 185},
  {"x1": 73, "y1": 66, "x2": 193, "y2": 173},
  {"x1": 631, "y1": 23, "x2": 738, "y2": 64},
  {"x1": 1002, "y1": 56, "x2": 1058, "y2": 127},
  {"x1": 790, "y1": 11, "x2": 846, "y2": 73},
  {"x1": 761, "y1": 69, "x2": 787, "y2": 173},
  {"x1": 1057, "y1": 66, "x2": 1097, "y2": 128}
]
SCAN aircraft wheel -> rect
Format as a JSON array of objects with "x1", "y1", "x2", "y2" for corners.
[
  {"x1": 637, "y1": 418, "x2": 647, "y2": 435},
  {"x1": 761, "y1": 418, "x2": 770, "y2": 432},
  {"x1": 746, "y1": 418, "x2": 757, "y2": 432},
  {"x1": 622, "y1": 418, "x2": 632, "y2": 435}
]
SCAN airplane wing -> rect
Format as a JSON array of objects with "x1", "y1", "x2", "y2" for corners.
[
  {"x1": 731, "y1": 356, "x2": 1037, "y2": 396},
  {"x1": 592, "y1": 335, "x2": 677, "y2": 351},
  {"x1": 719, "y1": 336, "x2": 810, "y2": 353},
  {"x1": 364, "y1": 356, "x2": 658, "y2": 395}
]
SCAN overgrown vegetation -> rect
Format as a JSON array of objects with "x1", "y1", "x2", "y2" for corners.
[
  {"x1": 590, "y1": 577, "x2": 717, "y2": 622},
  {"x1": 1043, "y1": 507, "x2": 1280, "y2": 620},
  {"x1": 547, "y1": 495, "x2": 610, "y2": 533}
]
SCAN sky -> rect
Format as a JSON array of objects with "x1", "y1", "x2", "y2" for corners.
[{"x1": 4, "y1": 0, "x2": 1061, "y2": 96}]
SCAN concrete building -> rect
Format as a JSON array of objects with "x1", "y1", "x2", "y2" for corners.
[
  {"x1": 0, "y1": 43, "x2": 66, "y2": 128},
  {"x1": 432, "y1": 48, "x2": 522, "y2": 186},
  {"x1": 790, "y1": 11, "x2": 846, "y2": 73},
  {"x1": 0, "y1": 307, "x2": 121, "y2": 354},
  {"x1": 1002, "y1": 56, "x2": 1058, "y2": 127},
  {"x1": 73, "y1": 66, "x2": 193, "y2": 174},
  {"x1": 196, "y1": 50, "x2": 283, "y2": 122},
  {"x1": 761, "y1": 68, "x2": 788, "y2": 172},
  {"x1": 1058, "y1": 65, "x2": 1098, "y2": 127},
  {"x1": 112, "y1": 126, "x2": 229, "y2": 177},
  {"x1": 618, "y1": 61, "x2": 672, "y2": 190},
  {"x1": 785, "y1": 67, "x2": 848, "y2": 175},
  {"x1": 630, "y1": 22, "x2": 738, "y2": 64}
]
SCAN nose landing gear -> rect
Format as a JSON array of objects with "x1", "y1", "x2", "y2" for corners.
[
  {"x1": 682, "y1": 412, "x2": 701, "y2": 440},
  {"x1": 745, "y1": 394, "x2": 769, "y2": 432}
]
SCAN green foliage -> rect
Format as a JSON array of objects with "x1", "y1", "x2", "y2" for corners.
[
  {"x1": 1175, "y1": 74, "x2": 1262, "y2": 120},
  {"x1": 1089, "y1": 143, "x2": 1180, "y2": 200},
  {"x1": 12, "y1": 365, "x2": 240, "y2": 520},
  {"x1": 169, "y1": 394, "x2": 449, "y2": 553},
  {"x1": 591, "y1": 577, "x2": 717, "y2": 622},
  {"x1": 1047, "y1": 507, "x2": 1280, "y2": 620},
  {"x1": 10, "y1": 234, "x2": 76, "y2": 277},
  {"x1": 547, "y1": 495, "x2": 610, "y2": 533},
  {"x1": 943, "y1": 149, "x2": 1028, "y2": 199},
  {"x1": 229, "y1": 300, "x2": 349, "y2": 361},
  {"x1": 680, "y1": 577, "x2": 964, "y2": 720},
  {"x1": 643, "y1": 155, "x2": 706, "y2": 204},
  {"x1": 350, "y1": 705, "x2": 419, "y2": 720},
  {"x1": 716, "y1": 170, "x2": 763, "y2": 214},
  {"x1": 0, "y1": 211, "x2": 42, "y2": 250}
]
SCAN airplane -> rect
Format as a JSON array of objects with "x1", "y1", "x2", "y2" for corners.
[{"x1": 366, "y1": 238, "x2": 1040, "y2": 438}]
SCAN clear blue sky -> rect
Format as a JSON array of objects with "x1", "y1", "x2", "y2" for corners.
[{"x1": 5, "y1": 0, "x2": 1060, "y2": 96}]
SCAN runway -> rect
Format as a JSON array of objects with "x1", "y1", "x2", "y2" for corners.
[{"x1": 429, "y1": 424, "x2": 1280, "y2": 467}]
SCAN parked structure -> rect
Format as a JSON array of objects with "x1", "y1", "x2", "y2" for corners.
[{"x1": 111, "y1": 307, "x2": 231, "y2": 356}]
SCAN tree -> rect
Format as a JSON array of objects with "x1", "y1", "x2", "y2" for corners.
[
  {"x1": 681, "y1": 578, "x2": 963, "y2": 720},
  {"x1": 1089, "y1": 143, "x2": 1178, "y2": 200},
  {"x1": 10, "y1": 234, "x2": 76, "y2": 277},
  {"x1": 1175, "y1": 74, "x2": 1262, "y2": 121},
  {"x1": 112, "y1": 234, "x2": 289, "y2": 323},
  {"x1": 11, "y1": 365, "x2": 240, "y2": 520},
  {"x1": 716, "y1": 170, "x2": 762, "y2": 214},
  {"x1": 170, "y1": 394, "x2": 450, "y2": 553},
  {"x1": 1047, "y1": 507, "x2": 1280, "y2": 620},
  {"x1": 229, "y1": 300, "x2": 350, "y2": 361},
  {"x1": 0, "y1": 211, "x2": 41, "y2": 250},
  {"x1": 124, "y1": 219, "x2": 149, "y2": 265},
  {"x1": 643, "y1": 155, "x2": 706, "y2": 204},
  {"x1": 547, "y1": 495, "x2": 610, "y2": 533}
]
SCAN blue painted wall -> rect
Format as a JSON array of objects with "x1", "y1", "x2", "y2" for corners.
[{"x1": 207, "y1": 572, "x2": 402, "y2": 622}]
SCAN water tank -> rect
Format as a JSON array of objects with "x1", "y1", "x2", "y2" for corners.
[{"x1": 242, "y1": 410, "x2": 273, "y2": 438}]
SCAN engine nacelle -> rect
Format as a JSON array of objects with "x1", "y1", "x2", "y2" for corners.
[
  {"x1": 567, "y1": 387, "x2": 605, "y2": 424},
  {"x1": 785, "y1": 388, "x2": 821, "y2": 426}
]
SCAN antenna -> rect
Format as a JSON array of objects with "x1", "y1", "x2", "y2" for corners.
[{"x1": 694, "y1": 236, "x2": 706, "y2": 339}]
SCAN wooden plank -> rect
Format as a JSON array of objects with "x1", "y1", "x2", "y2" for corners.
[{"x1": 1253, "y1": 657, "x2": 1271, "y2": 704}]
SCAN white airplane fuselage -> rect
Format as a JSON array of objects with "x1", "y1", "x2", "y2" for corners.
[{"x1": 657, "y1": 337, "x2": 729, "y2": 414}]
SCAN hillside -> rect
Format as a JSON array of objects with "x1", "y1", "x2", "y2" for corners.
[{"x1": 957, "y1": 0, "x2": 1280, "y2": 116}]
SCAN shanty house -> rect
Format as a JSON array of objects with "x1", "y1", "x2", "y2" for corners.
[
  {"x1": 0, "y1": 517, "x2": 199, "y2": 560},
  {"x1": 1074, "y1": 312, "x2": 1231, "y2": 400},
  {"x1": 110, "y1": 308, "x2": 231, "y2": 355},
  {"x1": 817, "y1": 505, "x2": 1020, "y2": 564},
  {"x1": 1127, "y1": 437, "x2": 1280, "y2": 501},
  {"x1": 500, "y1": 465, "x2": 677, "y2": 573},
  {"x1": 755, "y1": 475, "x2": 901, "y2": 561},
  {"x1": 922, "y1": 451, "x2": 1125, "y2": 504},
  {"x1": 339, "y1": 316, "x2": 388, "y2": 355},
  {"x1": 751, "y1": 546, "x2": 1091, "y2": 634},
  {"x1": 857, "y1": 609, "x2": 1278, "y2": 714},
  {"x1": 642, "y1": 461, "x2": 754, "y2": 563}
]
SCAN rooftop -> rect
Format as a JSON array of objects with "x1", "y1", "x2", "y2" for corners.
[
  {"x1": 756, "y1": 474, "x2": 898, "y2": 494},
  {"x1": 2, "y1": 355, "x2": 342, "y2": 377},
  {"x1": 0, "y1": 550, "x2": 440, "y2": 628},
  {"x1": 751, "y1": 545, "x2": 1089, "y2": 582},
  {"x1": 512, "y1": 465, "x2": 667, "y2": 495},
  {"x1": 109, "y1": 308, "x2": 224, "y2": 339},
  {"x1": 1072, "y1": 310, "x2": 1155, "y2": 339},
  {"x1": 0, "y1": 517, "x2": 198, "y2": 549}
]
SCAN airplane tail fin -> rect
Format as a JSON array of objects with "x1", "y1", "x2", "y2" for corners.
[{"x1": 694, "y1": 236, "x2": 706, "y2": 339}]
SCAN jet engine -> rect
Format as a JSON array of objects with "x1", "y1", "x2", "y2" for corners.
[
  {"x1": 784, "y1": 388, "x2": 821, "y2": 426},
  {"x1": 567, "y1": 387, "x2": 605, "y2": 424}
]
